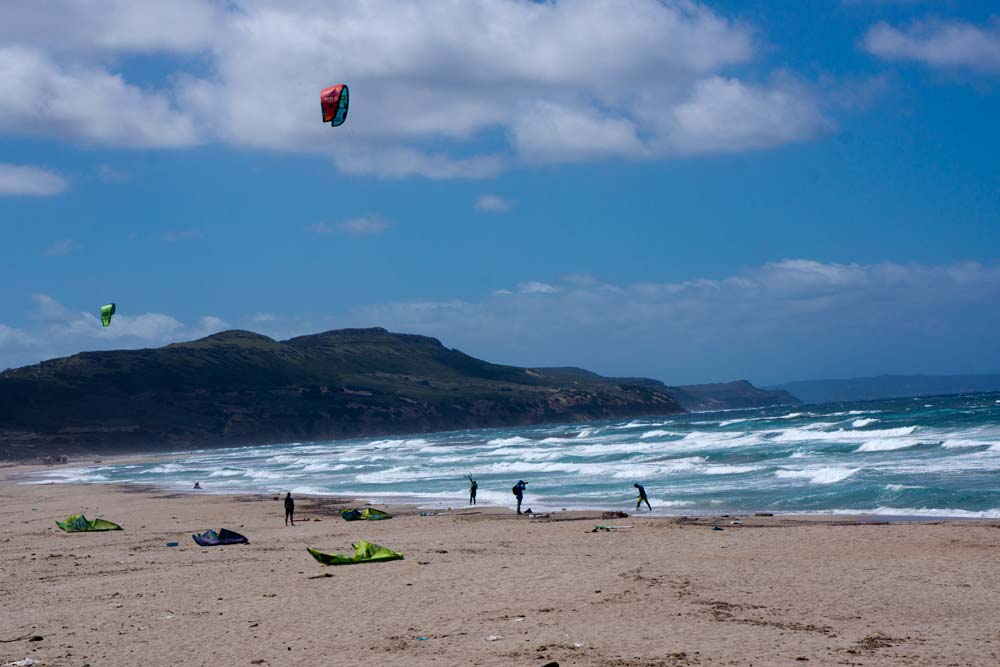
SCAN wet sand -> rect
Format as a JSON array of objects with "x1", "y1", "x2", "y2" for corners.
[{"x1": 2, "y1": 480, "x2": 1000, "y2": 666}]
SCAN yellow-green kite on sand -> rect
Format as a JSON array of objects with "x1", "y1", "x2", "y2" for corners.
[
  {"x1": 307, "y1": 540, "x2": 403, "y2": 566},
  {"x1": 56, "y1": 514, "x2": 122, "y2": 532}
]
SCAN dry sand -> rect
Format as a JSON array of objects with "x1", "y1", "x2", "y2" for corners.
[{"x1": 2, "y1": 479, "x2": 1000, "y2": 666}]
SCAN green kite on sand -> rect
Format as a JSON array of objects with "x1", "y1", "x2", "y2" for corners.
[
  {"x1": 339, "y1": 507, "x2": 392, "y2": 521},
  {"x1": 56, "y1": 515, "x2": 122, "y2": 532},
  {"x1": 307, "y1": 540, "x2": 404, "y2": 566}
]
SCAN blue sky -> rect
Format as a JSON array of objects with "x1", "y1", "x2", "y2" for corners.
[{"x1": 1, "y1": 1, "x2": 999, "y2": 385}]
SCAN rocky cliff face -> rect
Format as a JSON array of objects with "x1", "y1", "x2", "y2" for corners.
[{"x1": 0, "y1": 328, "x2": 683, "y2": 459}]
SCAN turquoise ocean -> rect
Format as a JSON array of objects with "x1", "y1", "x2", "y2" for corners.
[{"x1": 26, "y1": 393, "x2": 1000, "y2": 517}]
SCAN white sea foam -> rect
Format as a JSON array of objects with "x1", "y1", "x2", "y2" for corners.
[
  {"x1": 798, "y1": 422, "x2": 837, "y2": 431},
  {"x1": 855, "y1": 438, "x2": 922, "y2": 452},
  {"x1": 144, "y1": 463, "x2": 186, "y2": 474},
  {"x1": 775, "y1": 467, "x2": 859, "y2": 484},
  {"x1": 941, "y1": 439, "x2": 992, "y2": 449},
  {"x1": 301, "y1": 462, "x2": 349, "y2": 472},
  {"x1": 702, "y1": 465, "x2": 764, "y2": 475},
  {"x1": 774, "y1": 426, "x2": 917, "y2": 443},
  {"x1": 852, "y1": 418, "x2": 879, "y2": 428},
  {"x1": 619, "y1": 420, "x2": 673, "y2": 429},
  {"x1": 816, "y1": 507, "x2": 1000, "y2": 519},
  {"x1": 208, "y1": 469, "x2": 244, "y2": 477},
  {"x1": 246, "y1": 469, "x2": 291, "y2": 481},
  {"x1": 487, "y1": 436, "x2": 531, "y2": 446},
  {"x1": 639, "y1": 429, "x2": 679, "y2": 439},
  {"x1": 289, "y1": 485, "x2": 329, "y2": 495},
  {"x1": 676, "y1": 431, "x2": 765, "y2": 449}
]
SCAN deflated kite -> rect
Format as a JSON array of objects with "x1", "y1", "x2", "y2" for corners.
[
  {"x1": 307, "y1": 540, "x2": 403, "y2": 566},
  {"x1": 320, "y1": 84, "x2": 349, "y2": 127}
]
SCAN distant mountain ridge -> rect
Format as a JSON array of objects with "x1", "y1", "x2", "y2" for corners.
[
  {"x1": 769, "y1": 374, "x2": 1000, "y2": 404},
  {"x1": 537, "y1": 369, "x2": 799, "y2": 411}
]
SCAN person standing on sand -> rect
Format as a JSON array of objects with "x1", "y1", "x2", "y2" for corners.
[
  {"x1": 512, "y1": 480, "x2": 527, "y2": 515},
  {"x1": 634, "y1": 483, "x2": 651, "y2": 511},
  {"x1": 468, "y1": 476, "x2": 478, "y2": 505},
  {"x1": 284, "y1": 492, "x2": 295, "y2": 526}
]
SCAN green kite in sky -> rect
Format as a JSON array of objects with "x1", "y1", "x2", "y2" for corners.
[{"x1": 100, "y1": 303, "x2": 116, "y2": 327}]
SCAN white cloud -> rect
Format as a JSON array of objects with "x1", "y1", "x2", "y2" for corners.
[
  {"x1": 0, "y1": 0, "x2": 222, "y2": 54},
  {"x1": 43, "y1": 239, "x2": 73, "y2": 256},
  {"x1": 163, "y1": 229, "x2": 202, "y2": 242},
  {"x1": 665, "y1": 76, "x2": 830, "y2": 155},
  {"x1": 192, "y1": 315, "x2": 229, "y2": 337},
  {"x1": 0, "y1": 324, "x2": 31, "y2": 349},
  {"x1": 307, "y1": 216, "x2": 391, "y2": 236},
  {"x1": 517, "y1": 281, "x2": 561, "y2": 294},
  {"x1": 347, "y1": 260, "x2": 1000, "y2": 383},
  {"x1": 0, "y1": 163, "x2": 68, "y2": 196},
  {"x1": 863, "y1": 17, "x2": 1000, "y2": 72},
  {"x1": 0, "y1": 294, "x2": 233, "y2": 369},
  {"x1": 97, "y1": 164, "x2": 129, "y2": 183},
  {"x1": 0, "y1": 47, "x2": 199, "y2": 148},
  {"x1": 475, "y1": 194, "x2": 517, "y2": 212},
  {"x1": 0, "y1": 1, "x2": 830, "y2": 176},
  {"x1": 5, "y1": 262, "x2": 1000, "y2": 382},
  {"x1": 31, "y1": 293, "x2": 74, "y2": 321}
]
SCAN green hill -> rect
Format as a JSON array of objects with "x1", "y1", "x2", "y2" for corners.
[{"x1": 0, "y1": 328, "x2": 683, "y2": 458}]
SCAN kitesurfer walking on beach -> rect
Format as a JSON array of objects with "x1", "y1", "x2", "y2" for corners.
[
  {"x1": 634, "y1": 483, "x2": 652, "y2": 511},
  {"x1": 512, "y1": 480, "x2": 527, "y2": 515},
  {"x1": 284, "y1": 491, "x2": 295, "y2": 526}
]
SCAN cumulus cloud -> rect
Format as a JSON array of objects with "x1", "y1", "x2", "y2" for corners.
[
  {"x1": 162, "y1": 229, "x2": 202, "y2": 242},
  {"x1": 345, "y1": 260, "x2": 1000, "y2": 384},
  {"x1": 664, "y1": 76, "x2": 831, "y2": 154},
  {"x1": 0, "y1": 163, "x2": 68, "y2": 196},
  {"x1": 0, "y1": 47, "x2": 199, "y2": 148},
  {"x1": 4, "y1": 261, "x2": 1000, "y2": 382},
  {"x1": 0, "y1": 294, "x2": 228, "y2": 370},
  {"x1": 517, "y1": 281, "x2": 561, "y2": 294},
  {"x1": 43, "y1": 239, "x2": 73, "y2": 256},
  {"x1": 475, "y1": 194, "x2": 517, "y2": 212},
  {"x1": 97, "y1": 164, "x2": 129, "y2": 183},
  {"x1": 0, "y1": 0, "x2": 222, "y2": 54},
  {"x1": 863, "y1": 17, "x2": 1000, "y2": 72},
  {"x1": 307, "y1": 216, "x2": 391, "y2": 236},
  {"x1": 0, "y1": 1, "x2": 831, "y2": 176}
]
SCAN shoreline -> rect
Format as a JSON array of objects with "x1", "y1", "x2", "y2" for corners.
[
  {"x1": 4, "y1": 479, "x2": 1000, "y2": 666},
  {"x1": 6, "y1": 458, "x2": 999, "y2": 523}
]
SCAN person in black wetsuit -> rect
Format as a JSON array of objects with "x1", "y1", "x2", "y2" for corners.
[
  {"x1": 467, "y1": 476, "x2": 478, "y2": 505},
  {"x1": 284, "y1": 491, "x2": 295, "y2": 526},
  {"x1": 512, "y1": 480, "x2": 527, "y2": 515},
  {"x1": 634, "y1": 483, "x2": 651, "y2": 511}
]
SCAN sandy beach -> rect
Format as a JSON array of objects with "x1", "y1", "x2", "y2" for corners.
[{"x1": 3, "y1": 477, "x2": 1000, "y2": 667}]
